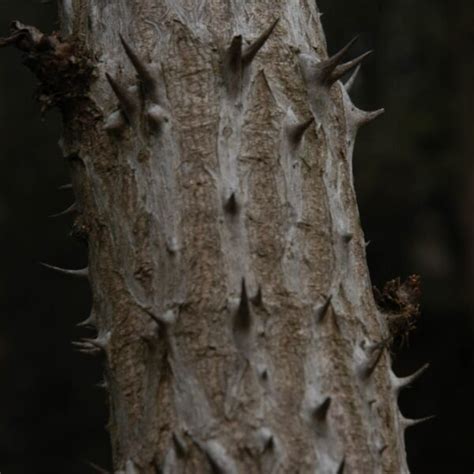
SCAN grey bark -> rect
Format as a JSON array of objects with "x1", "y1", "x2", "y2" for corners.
[{"x1": 21, "y1": 0, "x2": 426, "y2": 472}]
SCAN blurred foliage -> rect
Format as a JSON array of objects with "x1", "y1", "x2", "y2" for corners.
[{"x1": 0, "y1": 1, "x2": 472, "y2": 473}]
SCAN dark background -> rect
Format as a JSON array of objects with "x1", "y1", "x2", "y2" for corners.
[{"x1": 0, "y1": 1, "x2": 472, "y2": 473}]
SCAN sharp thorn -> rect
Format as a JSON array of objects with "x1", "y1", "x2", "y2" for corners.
[
  {"x1": 401, "y1": 414, "x2": 435, "y2": 430},
  {"x1": 226, "y1": 35, "x2": 243, "y2": 73},
  {"x1": 257, "y1": 428, "x2": 274, "y2": 452},
  {"x1": 234, "y1": 278, "x2": 251, "y2": 332},
  {"x1": 224, "y1": 192, "x2": 238, "y2": 214},
  {"x1": 342, "y1": 232, "x2": 353, "y2": 243},
  {"x1": 242, "y1": 18, "x2": 279, "y2": 66},
  {"x1": 40, "y1": 262, "x2": 89, "y2": 279},
  {"x1": 312, "y1": 396, "x2": 331, "y2": 422},
  {"x1": 317, "y1": 36, "x2": 359, "y2": 83},
  {"x1": 330, "y1": 50, "x2": 372, "y2": 84},
  {"x1": 105, "y1": 73, "x2": 137, "y2": 122},
  {"x1": 72, "y1": 340, "x2": 101, "y2": 355},
  {"x1": 337, "y1": 458, "x2": 346, "y2": 474},
  {"x1": 86, "y1": 461, "x2": 110, "y2": 474},
  {"x1": 378, "y1": 444, "x2": 388, "y2": 455},
  {"x1": 288, "y1": 117, "x2": 314, "y2": 145},
  {"x1": 77, "y1": 311, "x2": 96, "y2": 328},
  {"x1": 58, "y1": 183, "x2": 73, "y2": 191},
  {"x1": 357, "y1": 108, "x2": 385, "y2": 126},
  {"x1": 359, "y1": 342, "x2": 384, "y2": 379},
  {"x1": 392, "y1": 363, "x2": 430, "y2": 394},
  {"x1": 344, "y1": 64, "x2": 361, "y2": 92},
  {"x1": 49, "y1": 202, "x2": 77, "y2": 218},
  {"x1": 251, "y1": 286, "x2": 263, "y2": 306},
  {"x1": 315, "y1": 295, "x2": 332, "y2": 323},
  {"x1": 172, "y1": 432, "x2": 188, "y2": 458},
  {"x1": 119, "y1": 34, "x2": 157, "y2": 101}
]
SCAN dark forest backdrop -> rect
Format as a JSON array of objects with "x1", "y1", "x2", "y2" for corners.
[{"x1": 0, "y1": 1, "x2": 472, "y2": 473}]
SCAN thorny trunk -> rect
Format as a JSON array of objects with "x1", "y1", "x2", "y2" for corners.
[{"x1": 5, "y1": 1, "x2": 429, "y2": 472}]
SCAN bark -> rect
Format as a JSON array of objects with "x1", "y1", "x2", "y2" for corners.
[{"x1": 3, "y1": 1, "x2": 428, "y2": 472}]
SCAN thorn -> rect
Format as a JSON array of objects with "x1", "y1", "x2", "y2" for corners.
[
  {"x1": 344, "y1": 64, "x2": 361, "y2": 92},
  {"x1": 224, "y1": 35, "x2": 243, "y2": 95},
  {"x1": 105, "y1": 73, "x2": 137, "y2": 122},
  {"x1": 226, "y1": 34, "x2": 243, "y2": 73},
  {"x1": 224, "y1": 192, "x2": 238, "y2": 214},
  {"x1": 103, "y1": 109, "x2": 127, "y2": 132},
  {"x1": 287, "y1": 117, "x2": 314, "y2": 146},
  {"x1": 312, "y1": 396, "x2": 331, "y2": 422},
  {"x1": 342, "y1": 232, "x2": 353, "y2": 243},
  {"x1": 234, "y1": 278, "x2": 251, "y2": 333},
  {"x1": 401, "y1": 414, "x2": 435, "y2": 430},
  {"x1": 259, "y1": 367, "x2": 268, "y2": 381},
  {"x1": 86, "y1": 461, "x2": 110, "y2": 474},
  {"x1": 40, "y1": 262, "x2": 88, "y2": 279},
  {"x1": 72, "y1": 340, "x2": 101, "y2": 355},
  {"x1": 242, "y1": 18, "x2": 279, "y2": 66},
  {"x1": 337, "y1": 458, "x2": 345, "y2": 474},
  {"x1": 77, "y1": 311, "x2": 96, "y2": 328},
  {"x1": 317, "y1": 36, "x2": 359, "y2": 84},
  {"x1": 358, "y1": 108, "x2": 385, "y2": 125},
  {"x1": 359, "y1": 342, "x2": 384, "y2": 379},
  {"x1": 172, "y1": 432, "x2": 188, "y2": 458},
  {"x1": 392, "y1": 363, "x2": 430, "y2": 394},
  {"x1": 251, "y1": 286, "x2": 263, "y2": 306},
  {"x1": 58, "y1": 183, "x2": 73, "y2": 191},
  {"x1": 96, "y1": 380, "x2": 108, "y2": 390},
  {"x1": 73, "y1": 333, "x2": 110, "y2": 355},
  {"x1": 257, "y1": 427, "x2": 274, "y2": 453},
  {"x1": 349, "y1": 107, "x2": 385, "y2": 130},
  {"x1": 139, "y1": 302, "x2": 176, "y2": 327},
  {"x1": 378, "y1": 444, "x2": 388, "y2": 455},
  {"x1": 119, "y1": 34, "x2": 157, "y2": 101},
  {"x1": 49, "y1": 202, "x2": 77, "y2": 218},
  {"x1": 330, "y1": 50, "x2": 372, "y2": 84},
  {"x1": 315, "y1": 295, "x2": 332, "y2": 323}
]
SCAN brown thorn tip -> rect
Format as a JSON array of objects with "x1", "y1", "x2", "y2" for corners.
[
  {"x1": 313, "y1": 396, "x2": 331, "y2": 422},
  {"x1": 251, "y1": 286, "x2": 263, "y2": 306},
  {"x1": 337, "y1": 458, "x2": 346, "y2": 474},
  {"x1": 224, "y1": 192, "x2": 238, "y2": 214},
  {"x1": 326, "y1": 35, "x2": 359, "y2": 67},
  {"x1": 227, "y1": 35, "x2": 243, "y2": 72},
  {"x1": 360, "y1": 344, "x2": 384, "y2": 379},
  {"x1": 172, "y1": 432, "x2": 188, "y2": 458},
  {"x1": 235, "y1": 278, "x2": 251, "y2": 332},
  {"x1": 316, "y1": 294, "x2": 332, "y2": 323},
  {"x1": 242, "y1": 18, "x2": 280, "y2": 66},
  {"x1": 316, "y1": 35, "x2": 359, "y2": 84},
  {"x1": 105, "y1": 73, "x2": 136, "y2": 121},
  {"x1": 119, "y1": 34, "x2": 156, "y2": 98},
  {"x1": 330, "y1": 50, "x2": 372, "y2": 84},
  {"x1": 288, "y1": 117, "x2": 314, "y2": 145}
]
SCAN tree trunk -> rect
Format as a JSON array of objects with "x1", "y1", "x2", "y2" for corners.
[{"x1": 3, "y1": 1, "x2": 427, "y2": 472}]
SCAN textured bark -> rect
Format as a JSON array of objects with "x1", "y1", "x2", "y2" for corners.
[{"x1": 23, "y1": 0, "x2": 425, "y2": 472}]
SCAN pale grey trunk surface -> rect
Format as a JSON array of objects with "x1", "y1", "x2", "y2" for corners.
[{"x1": 51, "y1": 1, "x2": 421, "y2": 472}]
